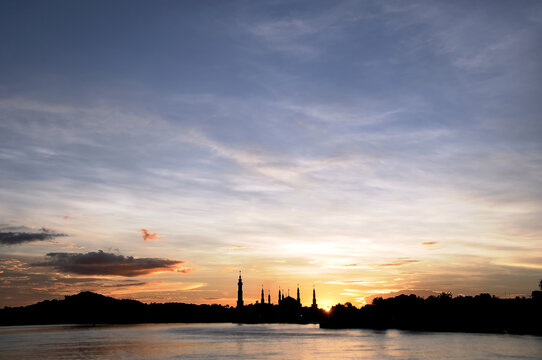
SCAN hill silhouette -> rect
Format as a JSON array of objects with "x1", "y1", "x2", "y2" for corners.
[
  {"x1": 0, "y1": 291, "x2": 322, "y2": 325},
  {"x1": 0, "y1": 292, "x2": 235, "y2": 325}
]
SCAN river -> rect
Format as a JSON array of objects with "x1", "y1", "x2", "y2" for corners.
[{"x1": 0, "y1": 323, "x2": 540, "y2": 359}]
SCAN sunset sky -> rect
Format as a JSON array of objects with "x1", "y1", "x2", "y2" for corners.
[{"x1": 1, "y1": 0, "x2": 541, "y2": 308}]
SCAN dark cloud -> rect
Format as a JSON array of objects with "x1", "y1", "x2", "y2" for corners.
[
  {"x1": 33, "y1": 250, "x2": 185, "y2": 277},
  {"x1": 0, "y1": 227, "x2": 67, "y2": 245}
]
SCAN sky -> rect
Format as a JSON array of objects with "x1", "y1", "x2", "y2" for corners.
[{"x1": 1, "y1": 0, "x2": 541, "y2": 309}]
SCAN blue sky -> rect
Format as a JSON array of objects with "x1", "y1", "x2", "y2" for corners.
[{"x1": 1, "y1": 0, "x2": 541, "y2": 307}]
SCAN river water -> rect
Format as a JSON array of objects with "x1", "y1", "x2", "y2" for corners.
[{"x1": 0, "y1": 323, "x2": 540, "y2": 359}]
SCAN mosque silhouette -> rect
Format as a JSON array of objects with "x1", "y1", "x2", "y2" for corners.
[{"x1": 236, "y1": 272, "x2": 318, "y2": 310}]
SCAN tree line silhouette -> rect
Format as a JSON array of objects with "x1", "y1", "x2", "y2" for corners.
[
  {"x1": 1, "y1": 282, "x2": 541, "y2": 335},
  {"x1": 322, "y1": 290, "x2": 542, "y2": 335}
]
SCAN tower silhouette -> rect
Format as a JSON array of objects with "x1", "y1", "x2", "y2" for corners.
[
  {"x1": 260, "y1": 285, "x2": 265, "y2": 304},
  {"x1": 268, "y1": 290, "x2": 271, "y2": 304},
  {"x1": 312, "y1": 285, "x2": 318, "y2": 309},
  {"x1": 237, "y1": 272, "x2": 244, "y2": 308},
  {"x1": 297, "y1": 284, "x2": 301, "y2": 306}
]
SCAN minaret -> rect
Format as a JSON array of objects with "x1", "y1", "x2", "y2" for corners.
[
  {"x1": 260, "y1": 285, "x2": 265, "y2": 304},
  {"x1": 237, "y1": 271, "x2": 244, "y2": 308},
  {"x1": 278, "y1": 288, "x2": 281, "y2": 305},
  {"x1": 268, "y1": 290, "x2": 271, "y2": 304},
  {"x1": 296, "y1": 284, "x2": 301, "y2": 306},
  {"x1": 312, "y1": 285, "x2": 318, "y2": 309}
]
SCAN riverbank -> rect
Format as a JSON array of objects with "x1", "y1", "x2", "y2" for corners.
[
  {"x1": 2, "y1": 291, "x2": 541, "y2": 336},
  {"x1": 321, "y1": 293, "x2": 542, "y2": 336},
  {"x1": 1, "y1": 323, "x2": 541, "y2": 360}
]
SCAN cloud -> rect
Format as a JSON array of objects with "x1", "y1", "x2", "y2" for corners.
[
  {"x1": 102, "y1": 281, "x2": 149, "y2": 288},
  {"x1": 277, "y1": 101, "x2": 406, "y2": 126},
  {"x1": 221, "y1": 245, "x2": 251, "y2": 250},
  {"x1": 325, "y1": 280, "x2": 387, "y2": 286},
  {"x1": 421, "y1": 241, "x2": 439, "y2": 246},
  {"x1": 0, "y1": 259, "x2": 30, "y2": 272},
  {"x1": 63, "y1": 243, "x2": 85, "y2": 249},
  {"x1": 244, "y1": 1, "x2": 363, "y2": 58},
  {"x1": 0, "y1": 227, "x2": 68, "y2": 245},
  {"x1": 378, "y1": 258, "x2": 422, "y2": 267},
  {"x1": 33, "y1": 250, "x2": 186, "y2": 277},
  {"x1": 176, "y1": 268, "x2": 194, "y2": 274},
  {"x1": 140, "y1": 229, "x2": 160, "y2": 242},
  {"x1": 46, "y1": 241, "x2": 85, "y2": 249}
]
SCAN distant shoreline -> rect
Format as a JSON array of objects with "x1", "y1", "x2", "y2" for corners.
[
  {"x1": 1, "y1": 291, "x2": 541, "y2": 336},
  {"x1": 320, "y1": 292, "x2": 542, "y2": 336}
]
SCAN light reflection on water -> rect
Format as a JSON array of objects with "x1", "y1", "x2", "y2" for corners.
[{"x1": 0, "y1": 323, "x2": 541, "y2": 359}]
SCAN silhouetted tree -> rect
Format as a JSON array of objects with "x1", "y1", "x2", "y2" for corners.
[
  {"x1": 371, "y1": 297, "x2": 383, "y2": 305},
  {"x1": 539, "y1": 279, "x2": 542, "y2": 291},
  {"x1": 321, "y1": 292, "x2": 542, "y2": 335}
]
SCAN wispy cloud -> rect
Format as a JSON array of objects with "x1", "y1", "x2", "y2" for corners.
[
  {"x1": 63, "y1": 243, "x2": 85, "y2": 249},
  {"x1": 221, "y1": 245, "x2": 251, "y2": 250},
  {"x1": 325, "y1": 280, "x2": 387, "y2": 286},
  {"x1": 277, "y1": 101, "x2": 407, "y2": 126},
  {"x1": 378, "y1": 258, "x2": 422, "y2": 267},
  {"x1": 244, "y1": 1, "x2": 364, "y2": 58},
  {"x1": 102, "y1": 281, "x2": 149, "y2": 288}
]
